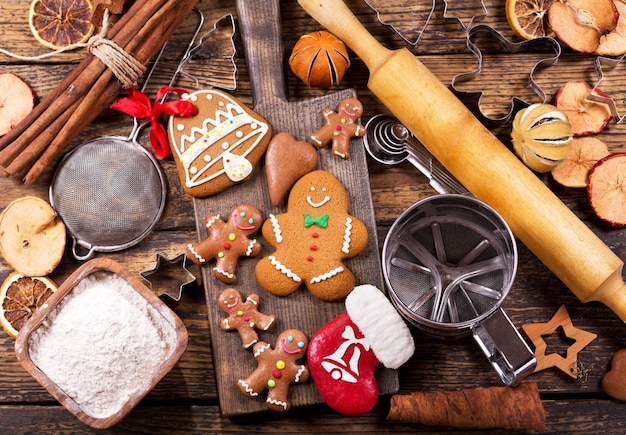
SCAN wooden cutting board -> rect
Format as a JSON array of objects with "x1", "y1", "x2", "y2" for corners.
[{"x1": 191, "y1": 0, "x2": 397, "y2": 417}]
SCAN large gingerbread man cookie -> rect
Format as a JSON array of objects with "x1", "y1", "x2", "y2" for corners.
[
  {"x1": 187, "y1": 204, "x2": 263, "y2": 284},
  {"x1": 218, "y1": 288, "x2": 276, "y2": 349},
  {"x1": 237, "y1": 329, "x2": 309, "y2": 412},
  {"x1": 309, "y1": 97, "x2": 365, "y2": 159},
  {"x1": 254, "y1": 170, "x2": 368, "y2": 301}
]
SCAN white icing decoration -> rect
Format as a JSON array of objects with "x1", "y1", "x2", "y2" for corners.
[
  {"x1": 342, "y1": 217, "x2": 352, "y2": 254},
  {"x1": 266, "y1": 397, "x2": 288, "y2": 410},
  {"x1": 238, "y1": 379, "x2": 258, "y2": 396},
  {"x1": 167, "y1": 89, "x2": 269, "y2": 189},
  {"x1": 223, "y1": 152, "x2": 253, "y2": 182},
  {"x1": 190, "y1": 167, "x2": 198, "y2": 174},
  {"x1": 177, "y1": 123, "x2": 184, "y2": 131},
  {"x1": 294, "y1": 365, "x2": 307, "y2": 382},
  {"x1": 253, "y1": 342, "x2": 271, "y2": 357},
  {"x1": 206, "y1": 214, "x2": 221, "y2": 228},
  {"x1": 269, "y1": 214, "x2": 282, "y2": 243},
  {"x1": 187, "y1": 243, "x2": 206, "y2": 263},
  {"x1": 190, "y1": 95, "x2": 198, "y2": 102},
  {"x1": 269, "y1": 255, "x2": 301, "y2": 282},
  {"x1": 310, "y1": 266, "x2": 344, "y2": 284},
  {"x1": 204, "y1": 155, "x2": 211, "y2": 162},
  {"x1": 245, "y1": 240, "x2": 257, "y2": 256},
  {"x1": 214, "y1": 267, "x2": 234, "y2": 279}
]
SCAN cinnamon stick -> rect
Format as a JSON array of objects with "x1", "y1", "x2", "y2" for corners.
[
  {"x1": 0, "y1": 0, "x2": 168, "y2": 167},
  {"x1": 386, "y1": 382, "x2": 546, "y2": 432},
  {"x1": 22, "y1": 0, "x2": 200, "y2": 184}
]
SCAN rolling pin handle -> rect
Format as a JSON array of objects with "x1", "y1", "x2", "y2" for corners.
[{"x1": 591, "y1": 270, "x2": 626, "y2": 323}]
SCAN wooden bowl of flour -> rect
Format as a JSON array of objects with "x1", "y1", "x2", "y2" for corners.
[{"x1": 14, "y1": 257, "x2": 188, "y2": 429}]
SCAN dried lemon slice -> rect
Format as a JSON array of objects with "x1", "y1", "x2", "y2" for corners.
[
  {"x1": 0, "y1": 197, "x2": 66, "y2": 277},
  {"x1": 505, "y1": 0, "x2": 555, "y2": 40},
  {"x1": 511, "y1": 103, "x2": 573, "y2": 172},
  {"x1": 28, "y1": 0, "x2": 95, "y2": 51},
  {"x1": 0, "y1": 272, "x2": 56, "y2": 338}
]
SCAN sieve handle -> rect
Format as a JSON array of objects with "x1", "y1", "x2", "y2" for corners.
[
  {"x1": 71, "y1": 238, "x2": 97, "y2": 261},
  {"x1": 472, "y1": 308, "x2": 536, "y2": 386}
]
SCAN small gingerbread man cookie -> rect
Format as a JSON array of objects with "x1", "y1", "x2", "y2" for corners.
[
  {"x1": 187, "y1": 204, "x2": 263, "y2": 284},
  {"x1": 309, "y1": 97, "x2": 366, "y2": 159},
  {"x1": 218, "y1": 288, "x2": 276, "y2": 349},
  {"x1": 255, "y1": 170, "x2": 369, "y2": 301},
  {"x1": 237, "y1": 329, "x2": 309, "y2": 412}
]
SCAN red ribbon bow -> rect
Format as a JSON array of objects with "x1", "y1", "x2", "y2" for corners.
[{"x1": 111, "y1": 86, "x2": 198, "y2": 159}]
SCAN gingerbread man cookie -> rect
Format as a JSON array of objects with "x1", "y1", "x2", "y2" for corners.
[
  {"x1": 309, "y1": 97, "x2": 366, "y2": 159},
  {"x1": 254, "y1": 170, "x2": 368, "y2": 301},
  {"x1": 187, "y1": 204, "x2": 263, "y2": 284},
  {"x1": 237, "y1": 329, "x2": 309, "y2": 412},
  {"x1": 218, "y1": 288, "x2": 276, "y2": 349}
]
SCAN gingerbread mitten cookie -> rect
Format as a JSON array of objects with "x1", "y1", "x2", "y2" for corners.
[
  {"x1": 167, "y1": 89, "x2": 271, "y2": 197},
  {"x1": 309, "y1": 97, "x2": 365, "y2": 159},
  {"x1": 308, "y1": 285, "x2": 414, "y2": 416},
  {"x1": 238, "y1": 329, "x2": 309, "y2": 412},
  {"x1": 187, "y1": 204, "x2": 263, "y2": 284},
  {"x1": 218, "y1": 288, "x2": 276, "y2": 348},
  {"x1": 254, "y1": 170, "x2": 368, "y2": 301}
]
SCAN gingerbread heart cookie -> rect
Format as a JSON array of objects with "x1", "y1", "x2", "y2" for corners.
[
  {"x1": 602, "y1": 348, "x2": 626, "y2": 400},
  {"x1": 168, "y1": 89, "x2": 271, "y2": 197},
  {"x1": 265, "y1": 132, "x2": 318, "y2": 207}
]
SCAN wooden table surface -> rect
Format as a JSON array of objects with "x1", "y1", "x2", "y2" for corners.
[{"x1": 2, "y1": 0, "x2": 626, "y2": 433}]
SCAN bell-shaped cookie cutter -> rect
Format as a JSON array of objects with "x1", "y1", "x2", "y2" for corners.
[
  {"x1": 442, "y1": 0, "x2": 487, "y2": 30},
  {"x1": 450, "y1": 24, "x2": 562, "y2": 126},
  {"x1": 363, "y1": 0, "x2": 435, "y2": 46}
]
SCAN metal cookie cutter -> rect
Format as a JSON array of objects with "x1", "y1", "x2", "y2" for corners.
[
  {"x1": 363, "y1": 0, "x2": 435, "y2": 46},
  {"x1": 141, "y1": 253, "x2": 197, "y2": 301},
  {"x1": 450, "y1": 24, "x2": 562, "y2": 126},
  {"x1": 442, "y1": 0, "x2": 487, "y2": 30},
  {"x1": 587, "y1": 54, "x2": 626, "y2": 124}
]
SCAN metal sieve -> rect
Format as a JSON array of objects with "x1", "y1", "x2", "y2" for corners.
[{"x1": 382, "y1": 194, "x2": 536, "y2": 386}]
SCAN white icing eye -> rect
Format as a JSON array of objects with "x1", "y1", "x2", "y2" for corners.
[
  {"x1": 322, "y1": 187, "x2": 327, "y2": 192},
  {"x1": 310, "y1": 186, "x2": 315, "y2": 192},
  {"x1": 177, "y1": 123, "x2": 184, "y2": 131},
  {"x1": 190, "y1": 166, "x2": 198, "y2": 174},
  {"x1": 236, "y1": 131, "x2": 243, "y2": 138},
  {"x1": 222, "y1": 142, "x2": 229, "y2": 149},
  {"x1": 204, "y1": 155, "x2": 211, "y2": 162}
]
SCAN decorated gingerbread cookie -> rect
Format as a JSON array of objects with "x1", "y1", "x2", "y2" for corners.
[
  {"x1": 254, "y1": 170, "x2": 368, "y2": 301},
  {"x1": 167, "y1": 89, "x2": 271, "y2": 197},
  {"x1": 218, "y1": 288, "x2": 276, "y2": 349},
  {"x1": 309, "y1": 97, "x2": 365, "y2": 159},
  {"x1": 187, "y1": 204, "x2": 263, "y2": 284},
  {"x1": 237, "y1": 329, "x2": 309, "y2": 412}
]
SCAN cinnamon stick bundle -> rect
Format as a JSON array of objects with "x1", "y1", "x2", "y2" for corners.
[
  {"x1": 387, "y1": 382, "x2": 546, "y2": 432},
  {"x1": 0, "y1": 0, "x2": 199, "y2": 184}
]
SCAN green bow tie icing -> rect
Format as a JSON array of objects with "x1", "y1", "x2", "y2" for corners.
[{"x1": 304, "y1": 213, "x2": 329, "y2": 228}]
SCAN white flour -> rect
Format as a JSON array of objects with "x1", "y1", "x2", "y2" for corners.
[{"x1": 28, "y1": 272, "x2": 178, "y2": 419}]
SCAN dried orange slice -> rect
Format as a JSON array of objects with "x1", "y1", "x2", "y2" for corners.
[
  {"x1": 506, "y1": 0, "x2": 555, "y2": 40},
  {"x1": 551, "y1": 136, "x2": 610, "y2": 188},
  {"x1": 0, "y1": 197, "x2": 66, "y2": 277},
  {"x1": 28, "y1": 0, "x2": 95, "y2": 50},
  {"x1": 0, "y1": 272, "x2": 56, "y2": 338},
  {"x1": 554, "y1": 81, "x2": 613, "y2": 136},
  {"x1": 587, "y1": 152, "x2": 626, "y2": 226}
]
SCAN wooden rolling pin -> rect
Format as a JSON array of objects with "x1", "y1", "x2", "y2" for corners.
[{"x1": 297, "y1": 0, "x2": 626, "y2": 321}]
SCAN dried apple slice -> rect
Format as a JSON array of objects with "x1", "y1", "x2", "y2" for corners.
[
  {"x1": 0, "y1": 72, "x2": 35, "y2": 137},
  {"x1": 554, "y1": 81, "x2": 613, "y2": 136},
  {"x1": 548, "y1": 0, "x2": 618, "y2": 53},
  {"x1": 587, "y1": 152, "x2": 626, "y2": 226},
  {"x1": 551, "y1": 136, "x2": 610, "y2": 187},
  {"x1": 597, "y1": 0, "x2": 626, "y2": 56}
]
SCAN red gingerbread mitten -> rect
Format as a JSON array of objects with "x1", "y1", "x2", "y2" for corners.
[
  {"x1": 187, "y1": 204, "x2": 263, "y2": 284},
  {"x1": 309, "y1": 97, "x2": 365, "y2": 159},
  {"x1": 308, "y1": 284, "x2": 414, "y2": 416},
  {"x1": 238, "y1": 329, "x2": 309, "y2": 412},
  {"x1": 218, "y1": 288, "x2": 276, "y2": 349}
]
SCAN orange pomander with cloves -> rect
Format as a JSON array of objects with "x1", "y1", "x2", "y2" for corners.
[{"x1": 288, "y1": 31, "x2": 350, "y2": 88}]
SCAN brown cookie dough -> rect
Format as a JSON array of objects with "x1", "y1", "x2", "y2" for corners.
[
  {"x1": 218, "y1": 288, "x2": 276, "y2": 349},
  {"x1": 237, "y1": 329, "x2": 309, "y2": 412},
  {"x1": 187, "y1": 204, "x2": 263, "y2": 284},
  {"x1": 309, "y1": 97, "x2": 365, "y2": 159}
]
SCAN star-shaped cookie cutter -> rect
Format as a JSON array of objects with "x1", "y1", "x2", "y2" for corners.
[
  {"x1": 450, "y1": 24, "x2": 562, "y2": 126},
  {"x1": 141, "y1": 253, "x2": 197, "y2": 302},
  {"x1": 521, "y1": 305, "x2": 597, "y2": 379}
]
